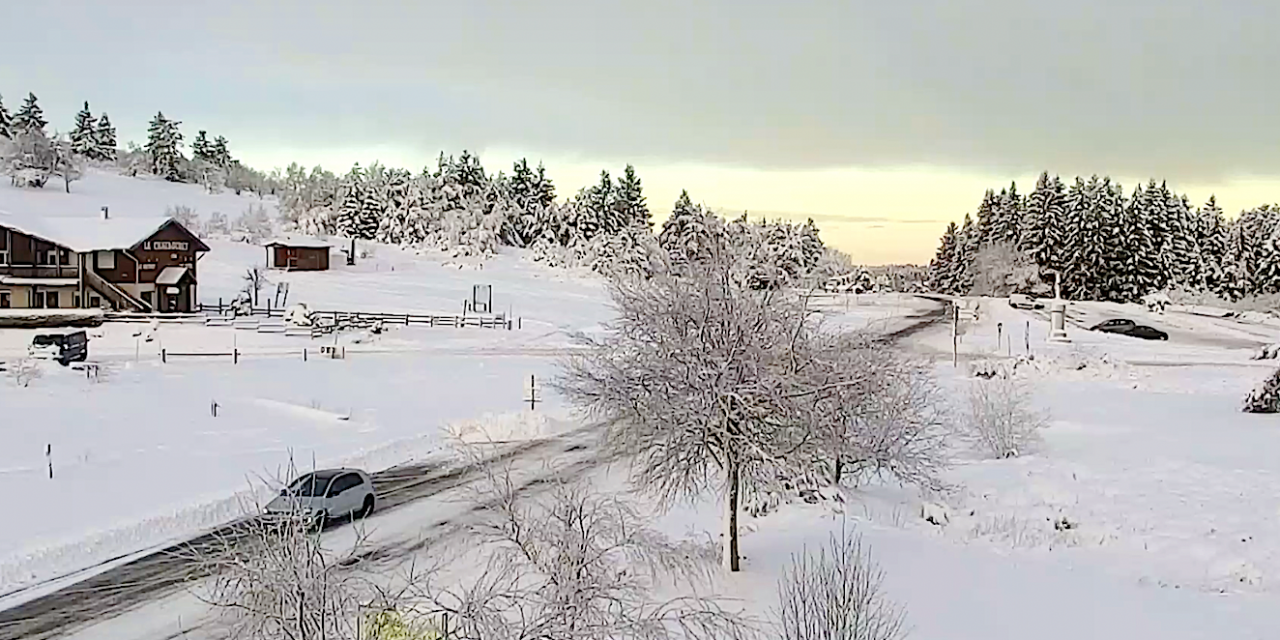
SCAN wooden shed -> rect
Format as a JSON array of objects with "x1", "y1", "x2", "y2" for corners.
[{"x1": 265, "y1": 239, "x2": 331, "y2": 271}]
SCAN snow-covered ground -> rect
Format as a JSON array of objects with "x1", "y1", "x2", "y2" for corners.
[
  {"x1": 6, "y1": 171, "x2": 1280, "y2": 637},
  {"x1": 0, "y1": 170, "x2": 936, "y2": 606}
]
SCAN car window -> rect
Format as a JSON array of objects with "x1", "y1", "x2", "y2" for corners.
[
  {"x1": 332, "y1": 473, "x2": 363, "y2": 495},
  {"x1": 287, "y1": 472, "x2": 337, "y2": 497},
  {"x1": 32, "y1": 335, "x2": 62, "y2": 346}
]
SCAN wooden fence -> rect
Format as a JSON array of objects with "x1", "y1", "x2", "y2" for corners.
[{"x1": 195, "y1": 303, "x2": 516, "y2": 331}]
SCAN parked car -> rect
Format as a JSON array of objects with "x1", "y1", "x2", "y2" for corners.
[
  {"x1": 1089, "y1": 318, "x2": 1136, "y2": 333},
  {"x1": 1008, "y1": 293, "x2": 1044, "y2": 310},
  {"x1": 28, "y1": 329, "x2": 89, "y2": 365},
  {"x1": 265, "y1": 468, "x2": 377, "y2": 525},
  {"x1": 1123, "y1": 325, "x2": 1169, "y2": 341},
  {"x1": 1088, "y1": 318, "x2": 1168, "y2": 340}
]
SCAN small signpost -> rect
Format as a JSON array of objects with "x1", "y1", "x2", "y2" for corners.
[
  {"x1": 525, "y1": 374, "x2": 541, "y2": 410},
  {"x1": 472, "y1": 285, "x2": 493, "y2": 314}
]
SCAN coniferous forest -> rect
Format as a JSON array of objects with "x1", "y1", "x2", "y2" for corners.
[
  {"x1": 0, "y1": 91, "x2": 841, "y2": 286},
  {"x1": 927, "y1": 171, "x2": 1280, "y2": 303}
]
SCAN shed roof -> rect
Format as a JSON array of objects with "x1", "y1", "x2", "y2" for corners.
[
  {"x1": 264, "y1": 237, "x2": 333, "y2": 249},
  {"x1": 0, "y1": 211, "x2": 208, "y2": 253},
  {"x1": 156, "y1": 266, "x2": 190, "y2": 286}
]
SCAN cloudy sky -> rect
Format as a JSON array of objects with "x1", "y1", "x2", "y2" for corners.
[{"x1": 5, "y1": 0, "x2": 1279, "y2": 263}]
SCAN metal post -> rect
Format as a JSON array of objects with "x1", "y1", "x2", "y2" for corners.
[
  {"x1": 161, "y1": 348, "x2": 166, "y2": 363},
  {"x1": 951, "y1": 303, "x2": 959, "y2": 367},
  {"x1": 1025, "y1": 320, "x2": 1030, "y2": 353},
  {"x1": 234, "y1": 349, "x2": 239, "y2": 365},
  {"x1": 997, "y1": 322, "x2": 1003, "y2": 354},
  {"x1": 46, "y1": 444, "x2": 53, "y2": 479}
]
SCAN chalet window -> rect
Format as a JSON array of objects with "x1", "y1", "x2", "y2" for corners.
[
  {"x1": 44, "y1": 291, "x2": 59, "y2": 309},
  {"x1": 40, "y1": 249, "x2": 59, "y2": 267},
  {"x1": 97, "y1": 250, "x2": 115, "y2": 270},
  {"x1": 89, "y1": 295, "x2": 101, "y2": 308},
  {"x1": 0, "y1": 292, "x2": 9, "y2": 308}
]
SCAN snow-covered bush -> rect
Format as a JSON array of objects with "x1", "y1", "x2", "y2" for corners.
[
  {"x1": 205, "y1": 211, "x2": 230, "y2": 237},
  {"x1": 166, "y1": 204, "x2": 200, "y2": 231},
  {"x1": 1242, "y1": 367, "x2": 1280, "y2": 413},
  {"x1": 958, "y1": 376, "x2": 1048, "y2": 458},
  {"x1": 234, "y1": 204, "x2": 273, "y2": 242},
  {"x1": 7, "y1": 359, "x2": 42, "y2": 387},
  {"x1": 283, "y1": 303, "x2": 313, "y2": 327},
  {"x1": 775, "y1": 525, "x2": 906, "y2": 640}
]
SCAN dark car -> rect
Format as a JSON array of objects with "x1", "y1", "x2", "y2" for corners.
[
  {"x1": 28, "y1": 329, "x2": 89, "y2": 365},
  {"x1": 1123, "y1": 325, "x2": 1169, "y2": 341},
  {"x1": 1088, "y1": 318, "x2": 1168, "y2": 341},
  {"x1": 1089, "y1": 318, "x2": 1137, "y2": 333}
]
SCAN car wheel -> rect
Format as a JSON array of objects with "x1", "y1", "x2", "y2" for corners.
[{"x1": 358, "y1": 494, "x2": 375, "y2": 519}]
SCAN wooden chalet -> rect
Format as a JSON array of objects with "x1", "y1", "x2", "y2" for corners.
[
  {"x1": 0, "y1": 208, "x2": 209, "y2": 313},
  {"x1": 264, "y1": 238, "x2": 331, "y2": 271}
]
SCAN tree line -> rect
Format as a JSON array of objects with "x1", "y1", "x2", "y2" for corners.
[
  {"x1": 0, "y1": 91, "x2": 848, "y2": 288},
  {"x1": 927, "y1": 171, "x2": 1280, "y2": 302}
]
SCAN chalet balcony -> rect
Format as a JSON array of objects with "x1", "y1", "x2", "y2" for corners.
[{"x1": 0, "y1": 265, "x2": 80, "y2": 279}]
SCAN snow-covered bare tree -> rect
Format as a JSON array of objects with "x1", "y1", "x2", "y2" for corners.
[
  {"x1": 402, "y1": 455, "x2": 755, "y2": 640},
  {"x1": 242, "y1": 265, "x2": 269, "y2": 306},
  {"x1": 555, "y1": 247, "x2": 931, "y2": 572},
  {"x1": 234, "y1": 204, "x2": 273, "y2": 243},
  {"x1": 958, "y1": 377, "x2": 1047, "y2": 459},
  {"x1": 51, "y1": 135, "x2": 84, "y2": 193},
  {"x1": 968, "y1": 240, "x2": 1038, "y2": 297},
  {"x1": 775, "y1": 525, "x2": 906, "y2": 640},
  {"x1": 1, "y1": 128, "x2": 57, "y2": 188}
]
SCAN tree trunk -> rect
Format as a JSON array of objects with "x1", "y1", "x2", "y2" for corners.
[{"x1": 722, "y1": 454, "x2": 741, "y2": 572}]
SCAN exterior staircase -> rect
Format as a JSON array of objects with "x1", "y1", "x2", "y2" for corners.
[{"x1": 83, "y1": 267, "x2": 152, "y2": 313}]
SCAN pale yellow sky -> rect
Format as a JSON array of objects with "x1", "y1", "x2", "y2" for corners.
[{"x1": 239, "y1": 144, "x2": 1280, "y2": 266}]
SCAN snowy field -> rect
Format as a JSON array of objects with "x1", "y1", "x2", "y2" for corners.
[
  {"x1": 0, "y1": 170, "x2": 938, "y2": 605},
  {"x1": 5, "y1": 171, "x2": 1280, "y2": 637}
]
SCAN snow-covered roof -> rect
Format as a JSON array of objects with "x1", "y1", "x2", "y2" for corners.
[
  {"x1": 155, "y1": 266, "x2": 189, "y2": 285},
  {"x1": 0, "y1": 210, "x2": 177, "y2": 253},
  {"x1": 264, "y1": 237, "x2": 333, "y2": 249},
  {"x1": 0, "y1": 276, "x2": 79, "y2": 287}
]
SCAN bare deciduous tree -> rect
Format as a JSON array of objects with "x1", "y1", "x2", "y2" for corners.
[
  {"x1": 968, "y1": 241, "x2": 1038, "y2": 297},
  {"x1": 243, "y1": 265, "x2": 269, "y2": 306},
  {"x1": 555, "y1": 248, "x2": 940, "y2": 572},
  {"x1": 775, "y1": 525, "x2": 906, "y2": 640},
  {"x1": 8, "y1": 358, "x2": 43, "y2": 387},
  {"x1": 401, "y1": 448, "x2": 756, "y2": 640},
  {"x1": 958, "y1": 376, "x2": 1048, "y2": 458}
]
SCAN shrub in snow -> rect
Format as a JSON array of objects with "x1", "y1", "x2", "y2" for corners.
[
  {"x1": 7, "y1": 358, "x2": 42, "y2": 387},
  {"x1": 1242, "y1": 367, "x2": 1280, "y2": 413},
  {"x1": 165, "y1": 204, "x2": 200, "y2": 231},
  {"x1": 958, "y1": 376, "x2": 1048, "y2": 458},
  {"x1": 775, "y1": 525, "x2": 906, "y2": 640},
  {"x1": 283, "y1": 303, "x2": 313, "y2": 327}
]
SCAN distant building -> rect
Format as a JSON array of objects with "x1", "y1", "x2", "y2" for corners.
[
  {"x1": 264, "y1": 238, "x2": 331, "y2": 271},
  {"x1": 0, "y1": 208, "x2": 209, "y2": 313}
]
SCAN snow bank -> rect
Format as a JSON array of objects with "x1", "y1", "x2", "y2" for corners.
[
  {"x1": 443, "y1": 410, "x2": 575, "y2": 444},
  {"x1": 967, "y1": 349, "x2": 1136, "y2": 382}
]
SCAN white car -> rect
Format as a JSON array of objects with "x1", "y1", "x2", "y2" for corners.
[
  {"x1": 1008, "y1": 293, "x2": 1043, "y2": 310},
  {"x1": 265, "y1": 468, "x2": 377, "y2": 525}
]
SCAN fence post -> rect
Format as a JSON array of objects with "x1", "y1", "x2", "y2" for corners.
[
  {"x1": 161, "y1": 349, "x2": 167, "y2": 363},
  {"x1": 303, "y1": 349, "x2": 308, "y2": 362},
  {"x1": 234, "y1": 349, "x2": 239, "y2": 365},
  {"x1": 1025, "y1": 320, "x2": 1030, "y2": 353}
]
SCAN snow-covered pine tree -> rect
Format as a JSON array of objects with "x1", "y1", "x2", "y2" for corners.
[
  {"x1": 12, "y1": 93, "x2": 47, "y2": 135},
  {"x1": 993, "y1": 182, "x2": 1023, "y2": 247},
  {"x1": 1093, "y1": 177, "x2": 1129, "y2": 301},
  {"x1": 613, "y1": 164, "x2": 651, "y2": 229},
  {"x1": 534, "y1": 162, "x2": 556, "y2": 209},
  {"x1": 1057, "y1": 177, "x2": 1094, "y2": 299},
  {"x1": 191, "y1": 131, "x2": 212, "y2": 163},
  {"x1": 211, "y1": 136, "x2": 231, "y2": 168},
  {"x1": 659, "y1": 190, "x2": 701, "y2": 268},
  {"x1": 798, "y1": 218, "x2": 824, "y2": 271},
  {"x1": 582, "y1": 170, "x2": 616, "y2": 235},
  {"x1": 928, "y1": 221, "x2": 960, "y2": 294},
  {"x1": 144, "y1": 112, "x2": 184, "y2": 181},
  {"x1": 973, "y1": 189, "x2": 999, "y2": 247},
  {"x1": 1197, "y1": 196, "x2": 1229, "y2": 294},
  {"x1": 954, "y1": 213, "x2": 979, "y2": 292},
  {"x1": 356, "y1": 163, "x2": 387, "y2": 240},
  {"x1": 93, "y1": 113, "x2": 117, "y2": 161},
  {"x1": 0, "y1": 95, "x2": 11, "y2": 139},
  {"x1": 334, "y1": 164, "x2": 365, "y2": 239},
  {"x1": 69, "y1": 102, "x2": 97, "y2": 158}
]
